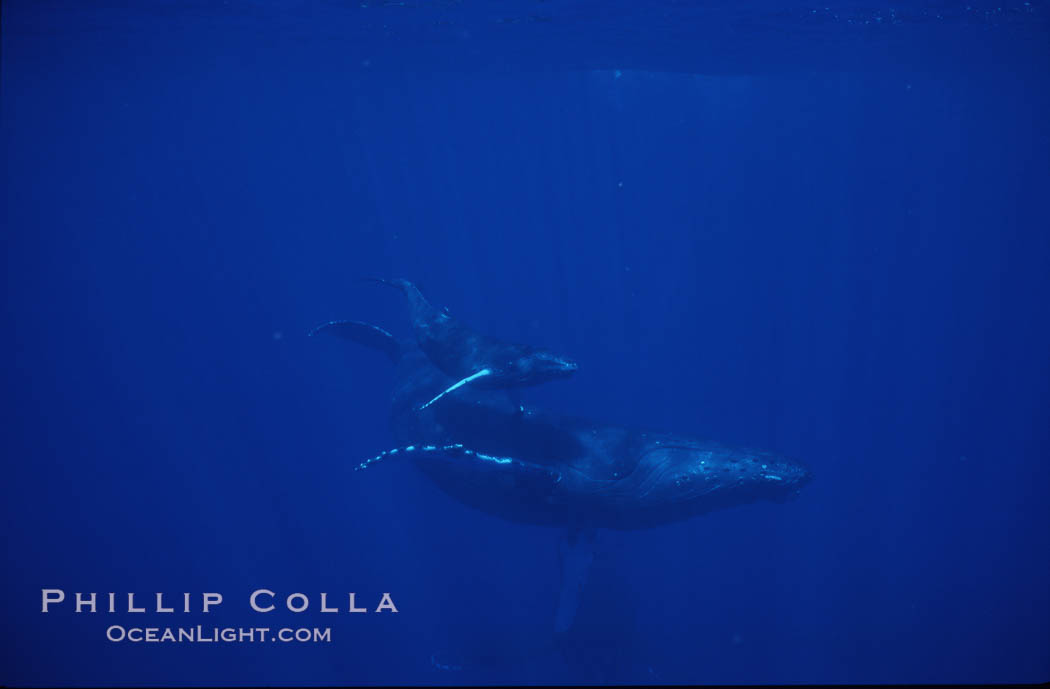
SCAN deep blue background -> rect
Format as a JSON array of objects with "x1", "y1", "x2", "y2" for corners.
[{"x1": 3, "y1": 1, "x2": 1048, "y2": 685}]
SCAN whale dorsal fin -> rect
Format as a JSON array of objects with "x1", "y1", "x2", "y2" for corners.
[
  {"x1": 308, "y1": 320, "x2": 401, "y2": 362},
  {"x1": 419, "y1": 368, "x2": 493, "y2": 410}
]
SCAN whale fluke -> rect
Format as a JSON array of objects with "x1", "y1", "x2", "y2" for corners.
[{"x1": 555, "y1": 527, "x2": 597, "y2": 635}]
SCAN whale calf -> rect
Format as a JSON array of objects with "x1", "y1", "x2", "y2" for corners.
[{"x1": 369, "y1": 278, "x2": 578, "y2": 409}]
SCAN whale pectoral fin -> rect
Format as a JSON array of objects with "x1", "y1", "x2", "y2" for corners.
[
  {"x1": 555, "y1": 527, "x2": 597, "y2": 635},
  {"x1": 308, "y1": 320, "x2": 401, "y2": 362},
  {"x1": 356, "y1": 443, "x2": 561, "y2": 492},
  {"x1": 419, "y1": 368, "x2": 493, "y2": 410}
]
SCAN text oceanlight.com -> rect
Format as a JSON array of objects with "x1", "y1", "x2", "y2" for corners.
[{"x1": 105, "y1": 626, "x2": 331, "y2": 643}]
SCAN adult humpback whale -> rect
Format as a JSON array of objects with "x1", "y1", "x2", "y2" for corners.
[
  {"x1": 369, "y1": 278, "x2": 578, "y2": 408},
  {"x1": 313, "y1": 317, "x2": 811, "y2": 635},
  {"x1": 312, "y1": 320, "x2": 812, "y2": 529}
]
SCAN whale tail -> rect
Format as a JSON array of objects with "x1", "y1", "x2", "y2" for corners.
[
  {"x1": 555, "y1": 527, "x2": 597, "y2": 636},
  {"x1": 308, "y1": 320, "x2": 402, "y2": 363},
  {"x1": 367, "y1": 277, "x2": 448, "y2": 325}
]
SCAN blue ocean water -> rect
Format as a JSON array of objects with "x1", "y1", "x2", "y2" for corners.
[{"x1": 2, "y1": 1, "x2": 1048, "y2": 685}]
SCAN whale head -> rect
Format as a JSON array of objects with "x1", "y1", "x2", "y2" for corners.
[
  {"x1": 603, "y1": 438, "x2": 813, "y2": 526},
  {"x1": 501, "y1": 347, "x2": 579, "y2": 386},
  {"x1": 660, "y1": 441, "x2": 810, "y2": 503}
]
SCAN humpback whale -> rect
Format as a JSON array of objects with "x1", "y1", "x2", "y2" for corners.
[
  {"x1": 369, "y1": 278, "x2": 578, "y2": 408},
  {"x1": 312, "y1": 319, "x2": 812, "y2": 530},
  {"x1": 311, "y1": 296, "x2": 810, "y2": 639}
]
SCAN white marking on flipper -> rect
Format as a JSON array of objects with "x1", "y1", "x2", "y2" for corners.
[
  {"x1": 473, "y1": 452, "x2": 512, "y2": 464},
  {"x1": 355, "y1": 442, "x2": 522, "y2": 472},
  {"x1": 418, "y1": 368, "x2": 492, "y2": 410}
]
